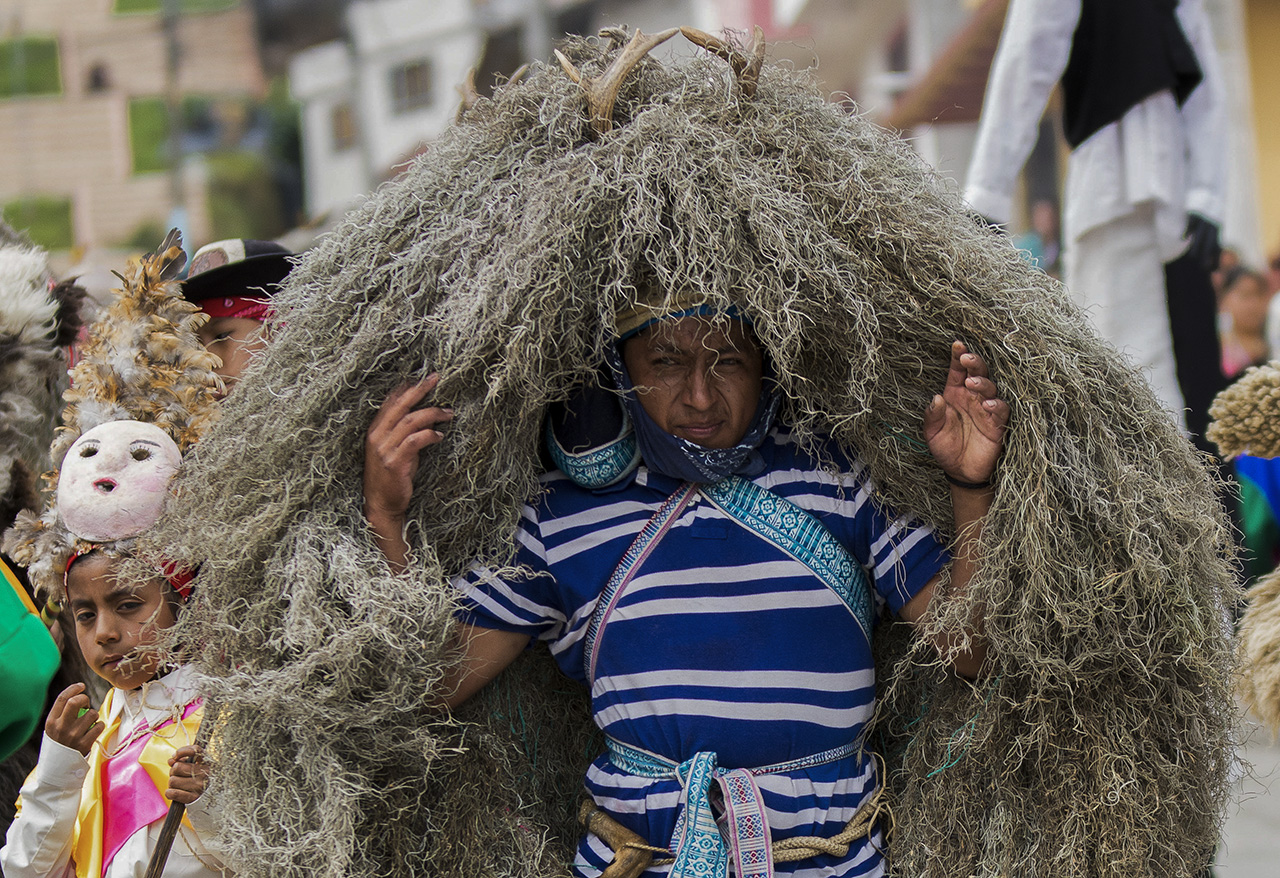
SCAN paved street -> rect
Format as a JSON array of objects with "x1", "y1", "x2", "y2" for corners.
[{"x1": 1217, "y1": 714, "x2": 1280, "y2": 876}]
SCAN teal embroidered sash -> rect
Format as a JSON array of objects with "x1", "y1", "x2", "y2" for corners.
[
  {"x1": 604, "y1": 737, "x2": 862, "y2": 878},
  {"x1": 701, "y1": 475, "x2": 874, "y2": 644}
]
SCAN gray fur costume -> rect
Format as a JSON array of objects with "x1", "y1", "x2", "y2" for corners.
[{"x1": 0, "y1": 222, "x2": 84, "y2": 531}]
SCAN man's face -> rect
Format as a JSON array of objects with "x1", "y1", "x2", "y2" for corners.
[
  {"x1": 66, "y1": 553, "x2": 175, "y2": 691},
  {"x1": 622, "y1": 316, "x2": 764, "y2": 449},
  {"x1": 197, "y1": 317, "x2": 266, "y2": 392}
]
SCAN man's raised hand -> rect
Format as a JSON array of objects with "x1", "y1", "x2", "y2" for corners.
[
  {"x1": 363, "y1": 374, "x2": 453, "y2": 570},
  {"x1": 922, "y1": 341, "x2": 1009, "y2": 488}
]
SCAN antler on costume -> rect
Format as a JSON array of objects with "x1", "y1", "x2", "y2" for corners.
[
  {"x1": 506, "y1": 63, "x2": 530, "y2": 87},
  {"x1": 681, "y1": 25, "x2": 767, "y2": 96},
  {"x1": 456, "y1": 64, "x2": 531, "y2": 124},
  {"x1": 555, "y1": 27, "x2": 679, "y2": 134},
  {"x1": 455, "y1": 67, "x2": 480, "y2": 124}
]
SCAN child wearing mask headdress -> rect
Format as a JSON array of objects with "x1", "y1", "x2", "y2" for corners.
[{"x1": 1, "y1": 232, "x2": 229, "y2": 878}]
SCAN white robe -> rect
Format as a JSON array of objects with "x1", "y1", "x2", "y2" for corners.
[
  {"x1": 1, "y1": 665, "x2": 227, "y2": 878},
  {"x1": 963, "y1": 0, "x2": 1227, "y2": 423}
]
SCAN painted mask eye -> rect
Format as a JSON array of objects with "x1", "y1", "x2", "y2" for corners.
[
  {"x1": 79, "y1": 444, "x2": 99, "y2": 458},
  {"x1": 131, "y1": 447, "x2": 152, "y2": 462}
]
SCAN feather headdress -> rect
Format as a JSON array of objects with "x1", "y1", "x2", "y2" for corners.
[
  {"x1": 2, "y1": 229, "x2": 221, "y2": 603},
  {"x1": 0, "y1": 221, "x2": 85, "y2": 534}
]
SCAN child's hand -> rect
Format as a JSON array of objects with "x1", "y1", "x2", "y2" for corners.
[
  {"x1": 166, "y1": 744, "x2": 212, "y2": 805},
  {"x1": 45, "y1": 683, "x2": 103, "y2": 756}
]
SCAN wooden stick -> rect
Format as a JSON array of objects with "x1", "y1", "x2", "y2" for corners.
[{"x1": 142, "y1": 715, "x2": 209, "y2": 878}]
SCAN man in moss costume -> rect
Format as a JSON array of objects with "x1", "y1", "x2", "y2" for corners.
[
  {"x1": 364, "y1": 304, "x2": 1002, "y2": 877},
  {"x1": 142, "y1": 26, "x2": 1238, "y2": 878}
]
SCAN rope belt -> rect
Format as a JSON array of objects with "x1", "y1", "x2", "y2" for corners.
[{"x1": 583, "y1": 737, "x2": 885, "y2": 878}]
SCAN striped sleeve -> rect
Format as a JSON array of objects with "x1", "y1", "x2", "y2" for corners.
[
  {"x1": 454, "y1": 505, "x2": 568, "y2": 641},
  {"x1": 858, "y1": 496, "x2": 947, "y2": 614}
]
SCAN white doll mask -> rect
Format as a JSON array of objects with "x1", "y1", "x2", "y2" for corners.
[{"x1": 57, "y1": 420, "x2": 182, "y2": 541}]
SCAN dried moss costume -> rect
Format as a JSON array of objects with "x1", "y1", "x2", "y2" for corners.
[{"x1": 140, "y1": 27, "x2": 1237, "y2": 878}]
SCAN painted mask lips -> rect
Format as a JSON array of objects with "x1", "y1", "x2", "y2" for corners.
[{"x1": 93, "y1": 478, "x2": 117, "y2": 493}]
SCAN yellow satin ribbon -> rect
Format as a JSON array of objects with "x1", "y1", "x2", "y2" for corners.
[
  {"x1": 1, "y1": 558, "x2": 37, "y2": 615},
  {"x1": 70, "y1": 690, "x2": 203, "y2": 878}
]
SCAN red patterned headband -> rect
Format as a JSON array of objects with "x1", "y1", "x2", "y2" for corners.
[
  {"x1": 64, "y1": 547, "x2": 195, "y2": 599},
  {"x1": 199, "y1": 295, "x2": 272, "y2": 322}
]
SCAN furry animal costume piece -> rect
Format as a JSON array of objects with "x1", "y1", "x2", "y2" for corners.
[
  {"x1": 0, "y1": 222, "x2": 85, "y2": 532},
  {"x1": 141, "y1": 29, "x2": 1238, "y2": 878},
  {"x1": 3, "y1": 230, "x2": 221, "y2": 603},
  {"x1": 1209, "y1": 362, "x2": 1280, "y2": 731}
]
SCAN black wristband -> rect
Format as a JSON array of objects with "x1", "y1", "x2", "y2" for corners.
[{"x1": 945, "y1": 472, "x2": 993, "y2": 491}]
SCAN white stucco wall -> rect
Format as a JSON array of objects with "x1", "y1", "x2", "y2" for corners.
[
  {"x1": 290, "y1": 40, "x2": 368, "y2": 218},
  {"x1": 349, "y1": 0, "x2": 482, "y2": 176}
]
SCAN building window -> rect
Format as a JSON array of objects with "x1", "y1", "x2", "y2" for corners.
[
  {"x1": 390, "y1": 59, "x2": 434, "y2": 114},
  {"x1": 331, "y1": 102, "x2": 357, "y2": 151},
  {"x1": 87, "y1": 63, "x2": 111, "y2": 92},
  {"x1": 128, "y1": 97, "x2": 172, "y2": 174},
  {"x1": 0, "y1": 36, "x2": 62, "y2": 98},
  {"x1": 3, "y1": 196, "x2": 74, "y2": 250}
]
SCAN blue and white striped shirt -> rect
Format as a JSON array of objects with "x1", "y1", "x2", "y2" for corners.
[{"x1": 458, "y1": 428, "x2": 947, "y2": 877}]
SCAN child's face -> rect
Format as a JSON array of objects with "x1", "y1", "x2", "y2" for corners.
[
  {"x1": 196, "y1": 316, "x2": 267, "y2": 393},
  {"x1": 66, "y1": 553, "x2": 176, "y2": 690},
  {"x1": 1224, "y1": 274, "x2": 1272, "y2": 335}
]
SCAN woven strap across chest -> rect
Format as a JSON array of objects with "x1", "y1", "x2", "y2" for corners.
[{"x1": 584, "y1": 476, "x2": 874, "y2": 684}]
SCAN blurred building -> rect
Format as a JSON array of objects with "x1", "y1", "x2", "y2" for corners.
[
  {"x1": 290, "y1": 0, "x2": 596, "y2": 220},
  {"x1": 0, "y1": 0, "x2": 271, "y2": 252},
  {"x1": 286, "y1": 0, "x2": 1269, "y2": 263},
  {"x1": 283, "y1": 0, "x2": 930, "y2": 220}
]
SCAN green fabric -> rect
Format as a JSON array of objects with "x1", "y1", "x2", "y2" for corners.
[
  {"x1": 1238, "y1": 477, "x2": 1280, "y2": 585},
  {"x1": 0, "y1": 563, "x2": 59, "y2": 761}
]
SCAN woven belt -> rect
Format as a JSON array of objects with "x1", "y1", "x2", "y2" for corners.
[{"x1": 601, "y1": 737, "x2": 865, "y2": 878}]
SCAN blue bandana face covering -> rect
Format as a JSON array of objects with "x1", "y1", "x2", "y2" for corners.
[
  {"x1": 603, "y1": 339, "x2": 781, "y2": 485},
  {"x1": 547, "y1": 312, "x2": 780, "y2": 487}
]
